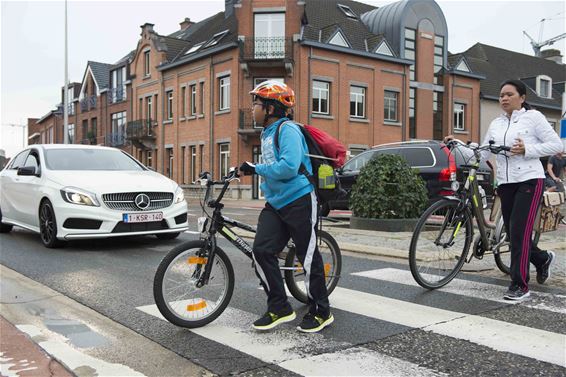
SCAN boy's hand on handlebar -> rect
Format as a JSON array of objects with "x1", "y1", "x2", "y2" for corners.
[{"x1": 239, "y1": 161, "x2": 256, "y2": 175}]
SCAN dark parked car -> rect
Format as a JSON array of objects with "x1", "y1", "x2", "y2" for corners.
[{"x1": 323, "y1": 140, "x2": 494, "y2": 215}]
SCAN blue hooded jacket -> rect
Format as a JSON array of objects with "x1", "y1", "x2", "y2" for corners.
[{"x1": 254, "y1": 118, "x2": 313, "y2": 209}]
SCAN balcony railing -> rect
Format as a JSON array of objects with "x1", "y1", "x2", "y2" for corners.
[
  {"x1": 126, "y1": 119, "x2": 156, "y2": 139},
  {"x1": 80, "y1": 95, "x2": 97, "y2": 112},
  {"x1": 108, "y1": 87, "x2": 126, "y2": 104},
  {"x1": 106, "y1": 132, "x2": 127, "y2": 147},
  {"x1": 240, "y1": 37, "x2": 293, "y2": 61},
  {"x1": 238, "y1": 110, "x2": 262, "y2": 141}
]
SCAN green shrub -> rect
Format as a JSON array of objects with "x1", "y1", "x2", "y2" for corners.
[{"x1": 350, "y1": 154, "x2": 428, "y2": 219}]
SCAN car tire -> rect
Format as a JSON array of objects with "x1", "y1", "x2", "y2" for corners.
[
  {"x1": 39, "y1": 200, "x2": 66, "y2": 248},
  {"x1": 155, "y1": 232, "x2": 180, "y2": 240},
  {"x1": 0, "y1": 208, "x2": 13, "y2": 233}
]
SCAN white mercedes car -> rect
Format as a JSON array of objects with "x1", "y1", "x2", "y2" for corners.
[{"x1": 0, "y1": 144, "x2": 188, "y2": 248}]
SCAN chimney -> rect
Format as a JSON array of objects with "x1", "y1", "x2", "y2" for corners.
[
  {"x1": 225, "y1": 0, "x2": 234, "y2": 18},
  {"x1": 180, "y1": 18, "x2": 194, "y2": 31},
  {"x1": 140, "y1": 23, "x2": 155, "y2": 36},
  {"x1": 541, "y1": 49, "x2": 563, "y2": 64}
]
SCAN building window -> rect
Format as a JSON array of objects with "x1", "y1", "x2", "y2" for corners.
[
  {"x1": 111, "y1": 112, "x2": 127, "y2": 146},
  {"x1": 146, "y1": 96, "x2": 153, "y2": 121},
  {"x1": 384, "y1": 91, "x2": 398, "y2": 122},
  {"x1": 350, "y1": 86, "x2": 366, "y2": 118},
  {"x1": 144, "y1": 50, "x2": 150, "y2": 76},
  {"x1": 166, "y1": 91, "x2": 173, "y2": 120},
  {"x1": 204, "y1": 30, "x2": 228, "y2": 48},
  {"x1": 139, "y1": 98, "x2": 143, "y2": 119},
  {"x1": 167, "y1": 148, "x2": 174, "y2": 178},
  {"x1": 181, "y1": 86, "x2": 186, "y2": 117},
  {"x1": 453, "y1": 103, "x2": 465, "y2": 131},
  {"x1": 254, "y1": 13, "x2": 285, "y2": 59},
  {"x1": 219, "y1": 76, "x2": 230, "y2": 111},
  {"x1": 337, "y1": 4, "x2": 357, "y2": 19},
  {"x1": 312, "y1": 80, "x2": 329, "y2": 114},
  {"x1": 181, "y1": 146, "x2": 186, "y2": 184},
  {"x1": 190, "y1": 84, "x2": 197, "y2": 115},
  {"x1": 82, "y1": 120, "x2": 88, "y2": 142},
  {"x1": 147, "y1": 150, "x2": 152, "y2": 168},
  {"x1": 537, "y1": 76, "x2": 552, "y2": 98},
  {"x1": 91, "y1": 118, "x2": 97, "y2": 142},
  {"x1": 190, "y1": 146, "x2": 197, "y2": 183},
  {"x1": 154, "y1": 94, "x2": 158, "y2": 120},
  {"x1": 433, "y1": 91, "x2": 443, "y2": 140},
  {"x1": 434, "y1": 36, "x2": 444, "y2": 85},
  {"x1": 199, "y1": 82, "x2": 205, "y2": 115},
  {"x1": 111, "y1": 66, "x2": 127, "y2": 102},
  {"x1": 48, "y1": 127, "x2": 54, "y2": 144},
  {"x1": 219, "y1": 143, "x2": 230, "y2": 179},
  {"x1": 409, "y1": 88, "x2": 416, "y2": 139},
  {"x1": 68, "y1": 123, "x2": 75, "y2": 143},
  {"x1": 405, "y1": 28, "x2": 416, "y2": 81}
]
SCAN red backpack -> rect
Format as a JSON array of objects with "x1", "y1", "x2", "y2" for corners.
[{"x1": 275, "y1": 121, "x2": 347, "y2": 205}]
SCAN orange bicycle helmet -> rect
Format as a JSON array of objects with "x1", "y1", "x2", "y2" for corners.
[{"x1": 249, "y1": 80, "x2": 295, "y2": 108}]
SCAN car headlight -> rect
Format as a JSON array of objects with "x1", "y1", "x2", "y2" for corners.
[
  {"x1": 174, "y1": 186, "x2": 185, "y2": 204},
  {"x1": 60, "y1": 187, "x2": 100, "y2": 206}
]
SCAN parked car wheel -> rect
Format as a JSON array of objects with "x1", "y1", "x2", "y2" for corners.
[
  {"x1": 155, "y1": 232, "x2": 180, "y2": 240},
  {"x1": 0, "y1": 208, "x2": 13, "y2": 233},
  {"x1": 39, "y1": 200, "x2": 66, "y2": 248}
]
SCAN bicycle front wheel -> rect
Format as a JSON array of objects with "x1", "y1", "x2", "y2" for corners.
[
  {"x1": 409, "y1": 199, "x2": 473, "y2": 289},
  {"x1": 153, "y1": 240, "x2": 234, "y2": 328},
  {"x1": 284, "y1": 230, "x2": 342, "y2": 303}
]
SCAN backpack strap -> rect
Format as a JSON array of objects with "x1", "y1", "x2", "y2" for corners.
[{"x1": 274, "y1": 121, "x2": 315, "y2": 185}]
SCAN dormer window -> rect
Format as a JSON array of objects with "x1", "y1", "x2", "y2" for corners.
[
  {"x1": 375, "y1": 41, "x2": 393, "y2": 56},
  {"x1": 185, "y1": 42, "x2": 204, "y2": 55},
  {"x1": 204, "y1": 30, "x2": 228, "y2": 48},
  {"x1": 536, "y1": 75, "x2": 552, "y2": 98},
  {"x1": 338, "y1": 4, "x2": 357, "y2": 19},
  {"x1": 328, "y1": 31, "x2": 350, "y2": 47},
  {"x1": 455, "y1": 59, "x2": 470, "y2": 72}
]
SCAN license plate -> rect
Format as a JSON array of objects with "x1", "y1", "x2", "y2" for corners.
[{"x1": 123, "y1": 212, "x2": 163, "y2": 223}]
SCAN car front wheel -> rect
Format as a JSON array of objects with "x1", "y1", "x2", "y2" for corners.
[{"x1": 39, "y1": 200, "x2": 65, "y2": 248}]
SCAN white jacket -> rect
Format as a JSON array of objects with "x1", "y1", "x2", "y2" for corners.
[{"x1": 481, "y1": 108, "x2": 563, "y2": 185}]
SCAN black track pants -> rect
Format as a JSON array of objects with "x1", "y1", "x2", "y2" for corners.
[
  {"x1": 252, "y1": 191, "x2": 330, "y2": 316},
  {"x1": 498, "y1": 179, "x2": 548, "y2": 291}
]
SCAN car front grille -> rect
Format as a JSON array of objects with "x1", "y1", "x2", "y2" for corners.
[{"x1": 102, "y1": 192, "x2": 174, "y2": 211}]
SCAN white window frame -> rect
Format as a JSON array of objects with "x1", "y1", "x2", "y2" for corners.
[
  {"x1": 68, "y1": 123, "x2": 75, "y2": 144},
  {"x1": 350, "y1": 86, "x2": 366, "y2": 118},
  {"x1": 536, "y1": 75, "x2": 552, "y2": 98},
  {"x1": 384, "y1": 91, "x2": 398, "y2": 122},
  {"x1": 219, "y1": 143, "x2": 230, "y2": 179},
  {"x1": 312, "y1": 80, "x2": 330, "y2": 115},
  {"x1": 167, "y1": 90, "x2": 174, "y2": 120},
  {"x1": 337, "y1": 4, "x2": 357, "y2": 19},
  {"x1": 144, "y1": 50, "x2": 150, "y2": 76},
  {"x1": 219, "y1": 76, "x2": 230, "y2": 111},
  {"x1": 190, "y1": 145, "x2": 197, "y2": 183},
  {"x1": 453, "y1": 103, "x2": 465, "y2": 131},
  {"x1": 190, "y1": 84, "x2": 197, "y2": 115},
  {"x1": 146, "y1": 96, "x2": 153, "y2": 121}
]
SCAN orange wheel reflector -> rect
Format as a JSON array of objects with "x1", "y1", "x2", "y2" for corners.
[
  {"x1": 188, "y1": 257, "x2": 207, "y2": 265},
  {"x1": 324, "y1": 263, "x2": 331, "y2": 277},
  {"x1": 187, "y1": 300, "x2": 207, "y2": 312}
]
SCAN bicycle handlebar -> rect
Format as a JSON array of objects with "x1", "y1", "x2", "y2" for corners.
[
  {"x1": 195, "y1": 168, "x2": 242, "y2": 208},
  {"x1": 444, "y1": 138, "x2": 510, "y2": 155}
]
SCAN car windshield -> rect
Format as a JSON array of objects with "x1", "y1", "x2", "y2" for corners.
[{"x1": 45, "y1": 149, "x2": 145, "y2": 171}]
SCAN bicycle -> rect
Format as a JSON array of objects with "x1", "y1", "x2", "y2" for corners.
[
  {"x1": 409, "y1": 139, "x2": 514, "y2": 289},
  {"x1": 153, "y1": 167, "x2": 342, "y2": 328}
]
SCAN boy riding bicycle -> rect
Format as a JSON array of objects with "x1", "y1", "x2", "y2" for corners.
[{"x1": 239, "y1": 81, "x2": 333, "y2": 333}]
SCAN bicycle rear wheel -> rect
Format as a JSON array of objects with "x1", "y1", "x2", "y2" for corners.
[
  {"x1": 284, "y1": 230, "x2": 342, "y2": 303},
  {"x1": 493, "y1": 216, "x2": 511, "y2": 275},
  {"x1": 409, "y1": 199, "x2": 473, "y2": 289},
  {"x1": 153, "y1": 240, "x2": 234, "y2": 328}
]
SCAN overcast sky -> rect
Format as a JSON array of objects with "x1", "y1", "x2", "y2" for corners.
[{"x1": 1, "y1": 0, "x2": 564, "y2": 158}]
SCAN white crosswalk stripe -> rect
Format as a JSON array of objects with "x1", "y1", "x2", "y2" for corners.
[
  {"x1": 136, "y1": 304, "x2": 444, "y2": 376},
  {"x1": 139, "y1": 268, "x2": 566, "y2": 373},
  {"x1": 352, "y1": 267, "x2": 566, "y2": 314}
]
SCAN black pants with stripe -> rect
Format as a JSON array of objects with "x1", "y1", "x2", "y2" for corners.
[
  {"x1": 498, "y1": 179, "x2": 549, "y2": 291},
  {"x1": 252, "y1": 191, "x2": 330, "y2": 317}
]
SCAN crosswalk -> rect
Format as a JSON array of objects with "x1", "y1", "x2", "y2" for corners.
[{"x1": 137, "y1": 267, "x2": 566, "y2": 375}]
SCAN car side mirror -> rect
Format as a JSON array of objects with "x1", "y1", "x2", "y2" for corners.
[{"x1": 17, "y1": 166, "x2": 37, "y2": 176}]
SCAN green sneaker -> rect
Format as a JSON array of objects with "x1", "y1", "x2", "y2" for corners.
[
  {"x1": 252, "y1": 309, "x2": 296, "y2": 330},
  {"x1": 297, "y1": 312, "x2": 334, "y2": 333}
]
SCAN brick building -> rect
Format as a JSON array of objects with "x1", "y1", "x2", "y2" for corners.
[{"x1": 30, "y1": 0, "x2": 488, "y2": 199}]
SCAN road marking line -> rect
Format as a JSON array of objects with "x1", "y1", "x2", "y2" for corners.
[
  {"x1": 136, "y1": 305, "x2": 444, "y2": 376},
  {"x1": 352, "y1": 268, "x2": 566, "y2": 314},
  {"x1": 328, "y1": 286, "x2": 565, "y2": 366}
]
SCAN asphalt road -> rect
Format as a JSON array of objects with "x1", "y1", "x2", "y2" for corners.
[{"x1": 1, "y1": 205, "x2": 565, "y2": 376}]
